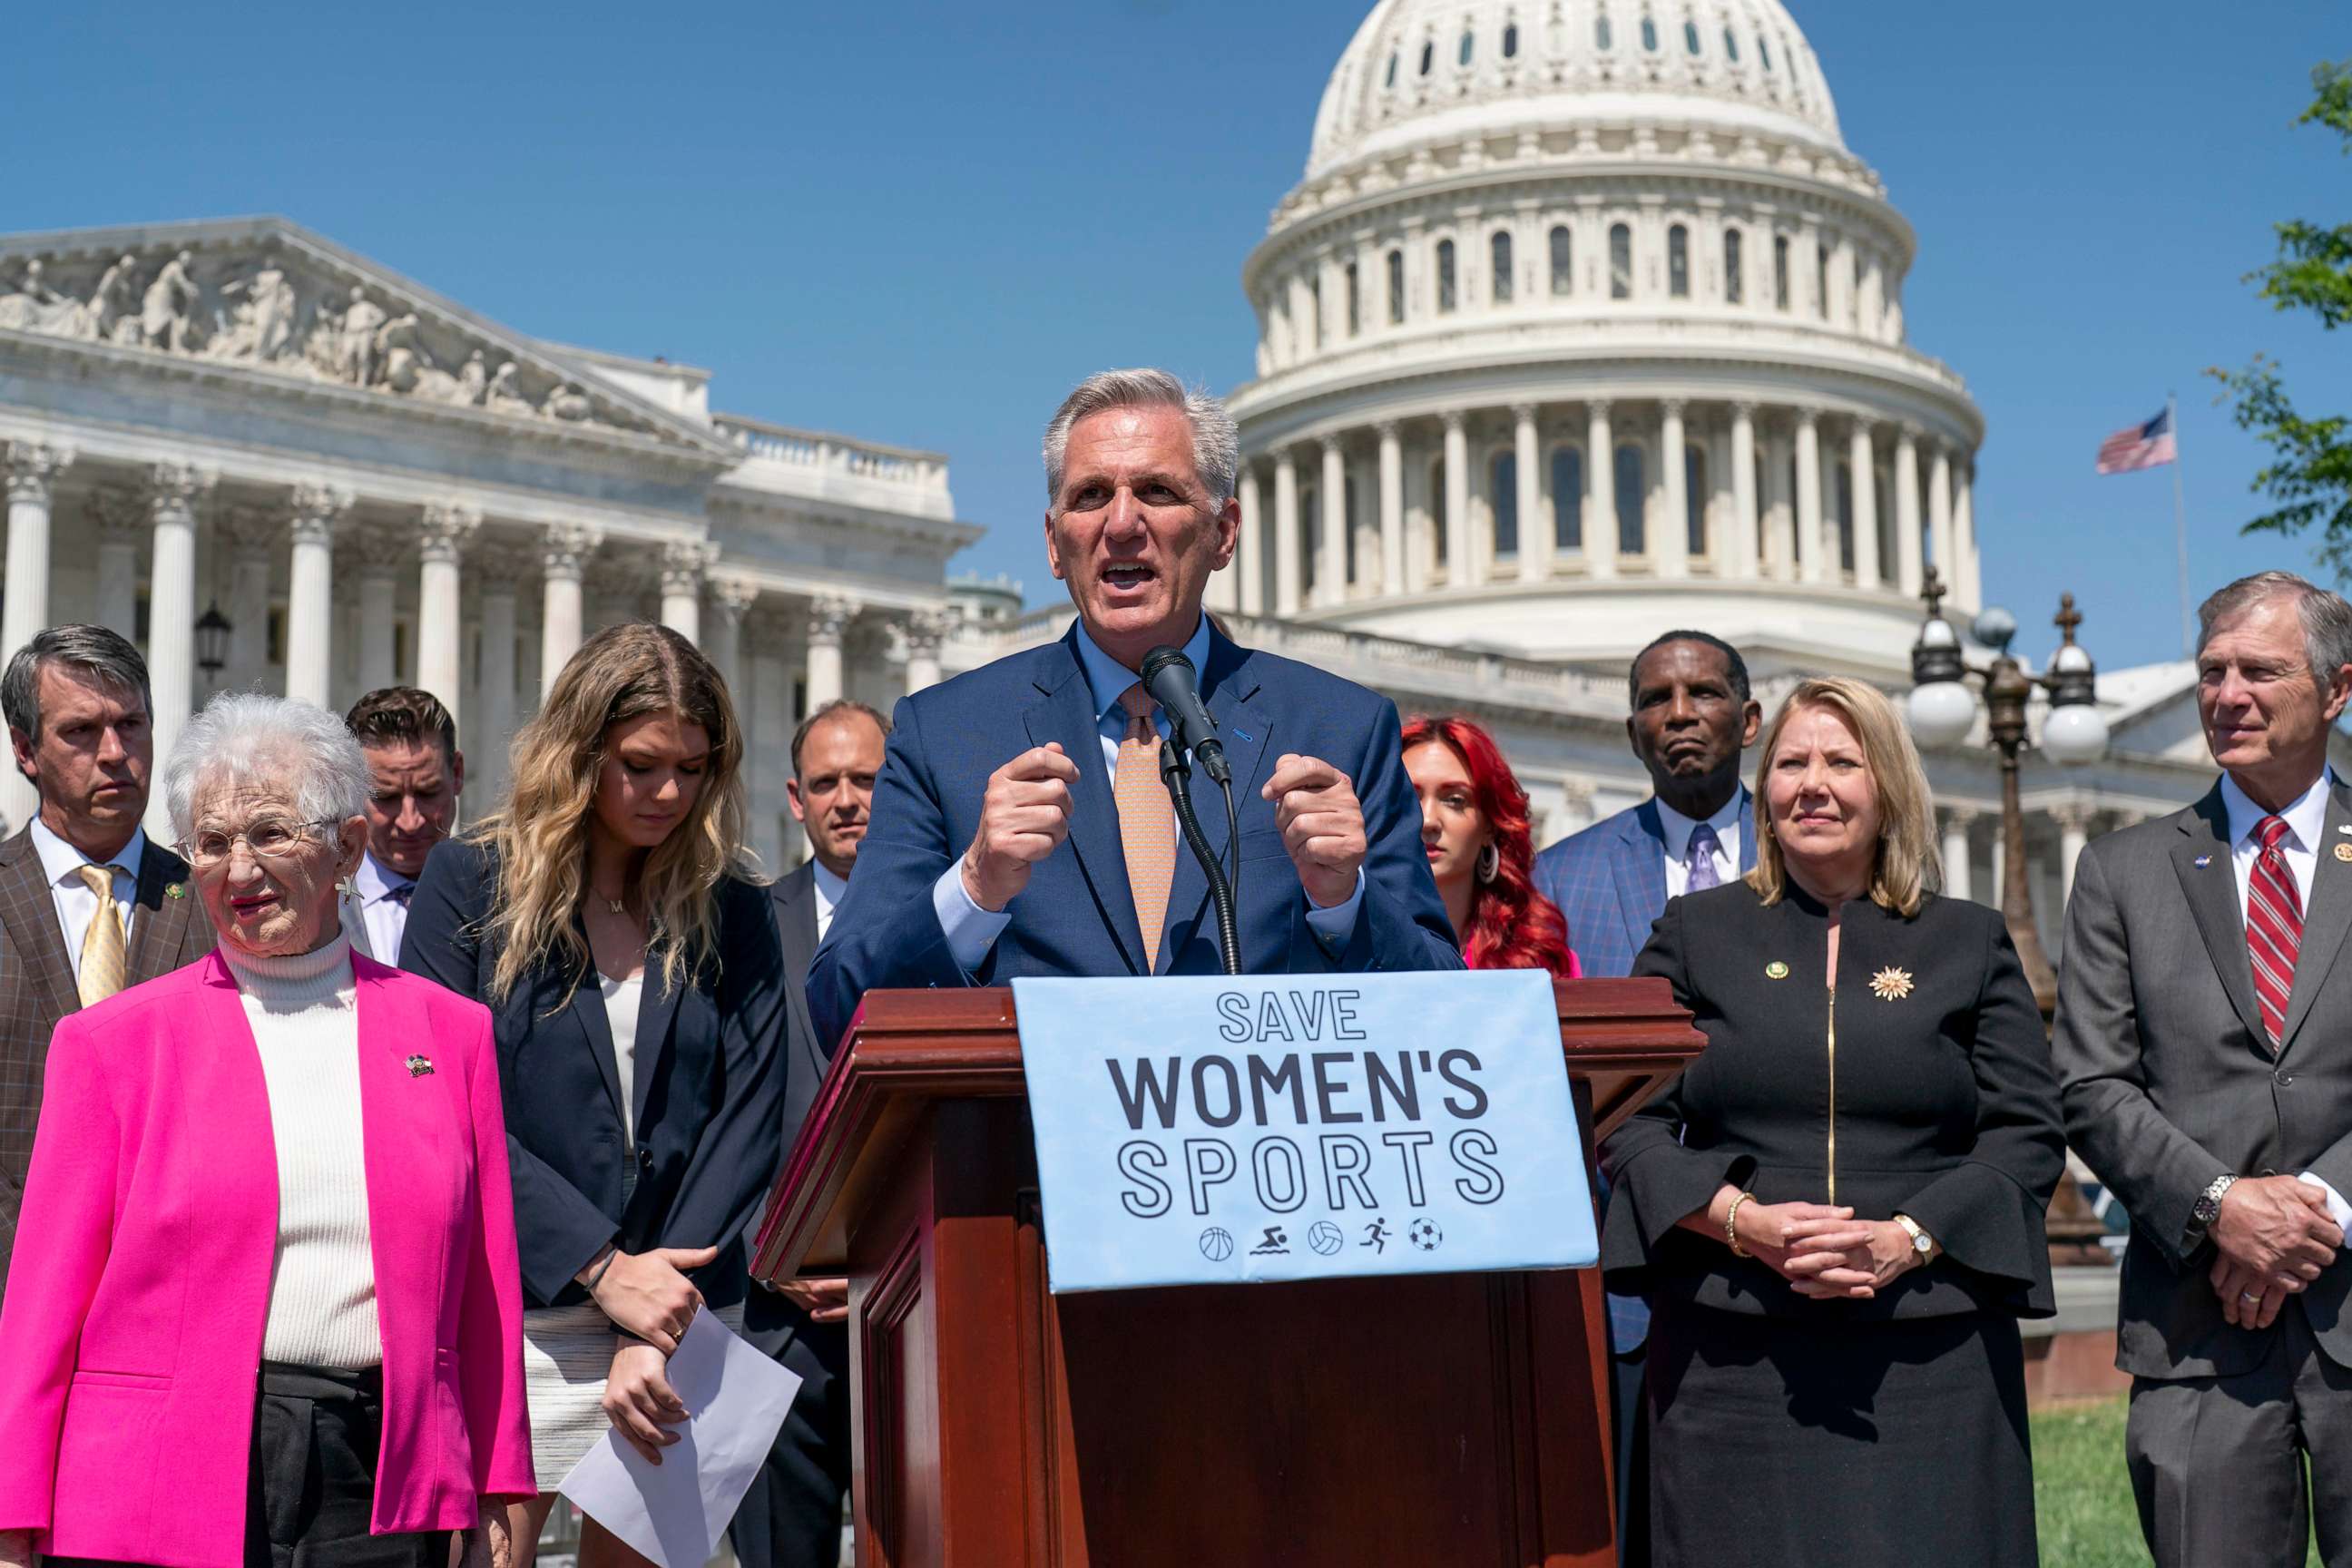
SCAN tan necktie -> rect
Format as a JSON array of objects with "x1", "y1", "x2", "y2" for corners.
[
  {"x1": 1112, "y1": 684, "x2": 1175, "y2": 972},
  {"x1": 76, "y1": 863, "x2": 127, "y2": 1006}
]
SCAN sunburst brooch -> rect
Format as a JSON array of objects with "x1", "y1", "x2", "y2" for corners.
[{"x1": 1868, "y1": 966, "x2": 1915, "y2": 1002}]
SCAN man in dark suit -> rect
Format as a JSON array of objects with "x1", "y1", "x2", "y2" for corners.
[
  {"x1": 1531, "y1": 628, "x2": 1760, "y2": 1568},
  {"x1": 809, "y1": 369, "x2": 1458, "y2": 1044},
  {"x1": 732, "y1": 698, "x2": 885, "y2": 1568},
  {"x1": 0, "y1": 625, "x2": 211, "y2": 1297},
  {"x1": 2056, "y1": 571, "x2": 2352, "y2": 1567}
]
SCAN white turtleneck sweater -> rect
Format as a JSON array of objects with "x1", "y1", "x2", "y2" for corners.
[{"x1": 221, "y1": 934, "x2": 382, "y2": 1371}]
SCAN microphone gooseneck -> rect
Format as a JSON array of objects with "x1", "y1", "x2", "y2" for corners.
[{"x1": 1140, "y1": 646, "x2": 1230, "y2": 785}]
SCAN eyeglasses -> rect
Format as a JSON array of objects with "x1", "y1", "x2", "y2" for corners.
[{"x1": 180, "y1": 816, "x2": 342, "y2": 869}]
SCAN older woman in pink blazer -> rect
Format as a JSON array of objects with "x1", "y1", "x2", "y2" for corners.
[{"x1": 0, "y1": 693, "x2": 532, "y2": 1568}]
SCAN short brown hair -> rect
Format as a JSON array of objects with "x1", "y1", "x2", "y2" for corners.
[
  {"x1": 1747, "y1": 677, "x2": 1939, "y2": 918},
  {"x1": 345, "y1": 686, "x2": 458, "y2": 761},
  {"x1": 790, "y1": 699, "x2": 890, "y2": 777}
]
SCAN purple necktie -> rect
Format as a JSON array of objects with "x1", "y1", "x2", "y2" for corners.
[{"x1": 1686, "y1": 822, "x2": 1723, "y2": 892}]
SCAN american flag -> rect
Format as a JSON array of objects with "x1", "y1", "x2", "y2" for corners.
[{"x1": 2095, "y1": 407, "x2": 2177, "y2": 475}]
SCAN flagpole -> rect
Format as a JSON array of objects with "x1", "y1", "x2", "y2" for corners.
[{"x1": 2171, "y1": 390, "x2": 2191, "y2": 658}]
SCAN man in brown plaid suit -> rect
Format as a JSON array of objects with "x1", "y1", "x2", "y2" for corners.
[{"x1": 0, "y1": 625, "x2": 211, "y2": 1297}]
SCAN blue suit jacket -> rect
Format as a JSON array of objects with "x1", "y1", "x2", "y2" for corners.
[
  {"x1": 808, "y1": 624, "x2": 1463, "y2": 1048},
  {"x1": 1534, "y1": 792, "x2": 1757, "y2": 981}
]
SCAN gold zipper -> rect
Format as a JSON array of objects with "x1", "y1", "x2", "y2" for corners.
[{"x1": 1826, "y1": 984, "x2": 1838, "y2": 1207}]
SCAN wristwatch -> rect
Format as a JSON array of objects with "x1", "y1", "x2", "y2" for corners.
[
  {"x1": 2190, "y1": 1172, "x2": 2239, "y2": 1233},
  {"x1": 1893, "y1": 1213, "x2": 1936, "y2": 1263}
]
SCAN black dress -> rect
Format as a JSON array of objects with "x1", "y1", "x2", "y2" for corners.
[{"x1": 1600, "y1": 883, "x2": 2064, "y2": 1568}]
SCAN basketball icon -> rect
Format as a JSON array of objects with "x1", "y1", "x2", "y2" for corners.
[
  {"x1": 1199, "y1": 1226, "x2": 1236, "y2": 1261},
  {"x1": 1308, "y1": 1220, "x2": 1345, "y2": 1256},
  {"x1": 1407, "y1": 1218, "x2": 1443, "y2": 1251}
]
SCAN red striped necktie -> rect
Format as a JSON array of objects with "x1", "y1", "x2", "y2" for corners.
[{"x1": 2247, "y1": 815, "x2": 2303, "y2": 1051}]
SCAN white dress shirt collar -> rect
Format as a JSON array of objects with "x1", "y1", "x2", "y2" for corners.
[
  {"x1": 1653, "y1": 787, "x2": 1747, "y2": 867},
  {"x1": 30, "y1": 814, "x2": 144, "y2": 889},
  {"x1": 353, "y1": 849, "x2": 415, "y2": 906},
  {"x1": 810, "y1": 859, "x2": 849, "y2": 942},
  {"x1": 1072, "y1": 613, "x2": 1213, "y2": 730},
  {"x1": 2220, "y1": 767, "x2": 2333, "y2": 857}
]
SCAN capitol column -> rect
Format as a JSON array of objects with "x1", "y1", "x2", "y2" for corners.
[
  {"x1": 805, "y1": 594, "x2": 856, "y2": 710},
  {"x1": 704, "y1": 578, "x2": 758, "y2": 696},
  {"x1": 3, "y1": 442, "x2": 73, "y2": 686},
  {"x1": 1514, "y1": 405, "x2": 1545, "y2": 582},
  {"x1": 144, "y1": 463, "x2": 213, "y2": 840},
  {"x1": 351, "y1": 529, "x2": 408, "y2": 695},
  {"x1": 1927, "y1": 444, "x2": 1954, "y2": 590},
  {"x1": 1730, "y1": 403, "x2": 1759, "y2": 580},
  {"x1": 903, "y1": 609, "x2": 949, "y2": 693},
  {"x1": 1377, "y1": 422, "x2": 1406, "y2": 595},
  {"x1": 1234, "y1": 465, "x2": 1265, "y2": 617},
  {"x1": 2055, "y1": 803, "x2": 2093, "y2": 909},
  {"x1": 284, "y1": 485, "x2": 351, "y2": 709},
  {"x1": 1794, "y1": 409, "x2": 1826, "y2": 584},
  {"x1": 1318, "y1": 437, "x2": 1348, "y2": 607},
  {"x1": 220, "y1": 509, "x2": 277, "y2": 691},
  {"x1": 1585, "y1": 401, "x2": 1617, "y2": 579},
  {"x1": 1273, "y1": 450, "x2": 1302, "y2": 615},
  {"x1": 538, "y1": 524, "x2": 599, "y2": 700},
  {"x1": 1442, "y1": 415, "x2": 1470, "y2": 585},
  {"x1": 416, "y1": 504, "x2": 478, "y2": 719},
  {"x1": 659, "y1": 541, "x2": 713, "y2": 643},
  {"x1": 1848, "y1": 420, "x2": 1880, "y2": 587},
  {"x1": 92, "y1": 493, "x2": 146, "y2": 640},
  {"x1": 1954, "y1": 464, "x2": 1982, "y2": 610},
  {"x1": 1941, "y1": 809, "x2": 1976, "y2": 904},
  {"x1": 1894, "y1": 426, "x2": 1924, "y2": 597},
  {"x1": 1659, "y1": 400, "x2": 1690, "y2": 578},
  {"x1": 472, "y1": 544, "x2": 526, "y2": 807}
]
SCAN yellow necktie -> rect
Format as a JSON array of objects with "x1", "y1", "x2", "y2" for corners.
[
  {"x1": 1112, "y1": 684, "x2": 1175, "y2": 973},
  {"x1": 77, "y1": 863, "x2": 127, "y2": 1006}
]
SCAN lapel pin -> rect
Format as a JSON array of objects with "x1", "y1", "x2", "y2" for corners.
[
  {"x1": 164, "y1": 883, "x2": 185, "y2": 899},
  {"x1": 2193, "y1": 855, "x2": 2212, "y2": 868},
  {"x1": 2337, "y1": 825, "x2": 2351, "y2": 835},
  {"x1": 1869, "y1": 966, "x2": 1916, "y2": 1002},
  {"x1": 1765, "y1": 961, "x2": 1789, "y2": 979},
  {"x1": 2336, "y1": 844, "x2": 2352, "y2": 864},
  {"x1": 1230, "y1": 727, "x2": 1252, "y2": 742},
  {"x1": 405, "y1": 1054, "x2": 434, "y2": 1078}
]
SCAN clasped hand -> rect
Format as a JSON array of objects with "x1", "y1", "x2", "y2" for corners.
[
  {"x1": 2209, "y1": 1176, "x2": 2343, "y2": 1330},
  {"x1": 962, "y1": 741, "x2": 1368, "y2": 912},
  {"x1": 1712, "y1": 1191, "x2": 1922, "y2": 1300}
]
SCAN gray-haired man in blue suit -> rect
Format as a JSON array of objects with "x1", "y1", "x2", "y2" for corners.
[{"x1": 1532, "y1": 628, "x2": 1760, "y2": 1568}]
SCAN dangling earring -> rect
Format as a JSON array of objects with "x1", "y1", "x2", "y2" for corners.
[{"x1": 1476, "y1": 842, "x2": 1500, "y2": 885}]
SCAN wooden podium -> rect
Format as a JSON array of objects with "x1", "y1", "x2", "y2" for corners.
[{"x1": 750, "y1": 981, "x2": 1703, "y2": 1567}]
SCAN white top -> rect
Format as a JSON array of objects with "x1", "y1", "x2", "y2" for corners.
[
  {"x1": 2220, "y1": 767, "x2": 2331, "y2": 926},
  {"x1": 29, "y1": 816, "x2": 143, "y2": 979},
  {"x1": 601, "y1": 972, "x2": 644, "y2": 1157},
  {"x1": 811, "y1": 860, "x2": 848, "y2": 946},
  {"x1": 351, "y1": 850, "x2": 416, "y2": 965},
  {"x1": 222, "y1": 934, "x2": 381, "y2": 1371},
  {"x1": 1654, "y1": 789, "x2": 1747, "y2": 900}
]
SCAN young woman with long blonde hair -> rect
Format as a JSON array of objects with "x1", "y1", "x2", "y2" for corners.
[{"x1": 402, "y1": 622, "x2": 791, "y2": 1567}]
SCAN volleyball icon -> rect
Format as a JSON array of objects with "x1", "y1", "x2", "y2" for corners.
[
  {"x1": 1308, "y1": 1220, "x2": 1346, "y2": 1256},
  {"x1": 1407, "y1": 1218, "x2": 1443, "y2": 1251},
  {"x1": 1199, "y1": 1226, "x2": 1236, "y2": 1261}
]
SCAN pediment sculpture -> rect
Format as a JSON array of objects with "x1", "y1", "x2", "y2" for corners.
[{"x1": 0, "y1": 243, "x2": 662, "y2": 440}]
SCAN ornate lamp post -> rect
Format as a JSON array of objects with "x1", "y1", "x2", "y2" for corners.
[
  {"x1": 1904, "y1": 566, "x2": 2109, "y2": 1015},
  {"x1": 194, "y1": 601, "x2": 231, "y2": 685}
]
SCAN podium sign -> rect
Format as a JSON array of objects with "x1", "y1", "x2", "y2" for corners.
[{"x1": 1014, "y1": 970, "x2": 1596, "y2": 1293}]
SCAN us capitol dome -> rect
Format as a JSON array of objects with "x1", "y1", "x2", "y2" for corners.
[{"x1": 1210, "y1": 0, "x2": 1983, "y2": 674}]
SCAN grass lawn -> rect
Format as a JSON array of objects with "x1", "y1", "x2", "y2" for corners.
[{"x1": 2032, "y1": 1396, "x2": 2321, "y2": 1567}]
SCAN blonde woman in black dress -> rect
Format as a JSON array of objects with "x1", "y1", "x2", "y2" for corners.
[{"x1": 1600, "y1": 676, "x2": 2064, "y2": 1567}]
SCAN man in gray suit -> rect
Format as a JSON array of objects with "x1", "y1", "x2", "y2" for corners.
[
  {"x1": 2057, "y1": 570, "x2": 2352, "y2": 1566},
  {"x1": 731, "y1": 698, "x2": 887, "y2": 1567}
]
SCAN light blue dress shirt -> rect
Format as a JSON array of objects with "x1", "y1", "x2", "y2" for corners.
[{"x1": 927, "y1": 613, "x2": 1364, "y2": 970}]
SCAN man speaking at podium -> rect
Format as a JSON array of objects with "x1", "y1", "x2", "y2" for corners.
[{"x1": 809, "y1": 368, "x2": 1459, "y2": 1044}]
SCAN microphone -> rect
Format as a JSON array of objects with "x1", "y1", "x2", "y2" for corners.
[{"x1": 1140, "y1": 646, "x2": 1230, "y2": 785}]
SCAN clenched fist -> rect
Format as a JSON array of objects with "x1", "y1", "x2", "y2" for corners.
[
  {"x1": 962, "y1": 742, "x2": 1081, "y2": 911},
  {"x1": 1261, "y1": 752, "x2": 1367, "y2": 908}
]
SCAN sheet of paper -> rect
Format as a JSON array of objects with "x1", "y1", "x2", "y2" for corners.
[{"x1": 556, "y1": 1308, "x2": 805, "y2": 1568}]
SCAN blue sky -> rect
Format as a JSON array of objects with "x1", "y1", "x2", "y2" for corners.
[{"x1": 8, "y1": 1, "x2": 2347, "y2": 672}]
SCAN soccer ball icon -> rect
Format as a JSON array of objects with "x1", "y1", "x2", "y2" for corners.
[
  {"x1": 1406, "y1": 1218, "x2": 1443, "y2": 1251},
  {"x1": 1199, "y1": 1226, "x2": 1236, "y2": 1261}
]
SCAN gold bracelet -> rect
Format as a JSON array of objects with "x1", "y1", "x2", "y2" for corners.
[{"x1": 1724, "y1": 1191, "x2": 1757, "y2": 1259}]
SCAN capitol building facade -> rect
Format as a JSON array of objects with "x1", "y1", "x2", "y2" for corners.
[{"x1": 0, "y1": 1, "x2": 2289, "y2": 950}]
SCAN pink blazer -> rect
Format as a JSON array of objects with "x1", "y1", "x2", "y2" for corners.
[{"x1": 0, "y1": 950, "x2": 534, "y2": 1568}]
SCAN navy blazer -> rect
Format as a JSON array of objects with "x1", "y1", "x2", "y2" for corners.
[
  {"x1": 400, "y1": 836, "x2": 789, "y2": 1311},
  {"x1": 808, "y1": 624, "x2": 1462, "y2": 1047},
  {"x1": 1533, "y1": 792, "x2": 1757, "y2": 980}
]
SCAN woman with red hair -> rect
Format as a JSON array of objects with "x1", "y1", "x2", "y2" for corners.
[{"x1": 1400, "y1": 714, "x2": 1580, "y2": 977}]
